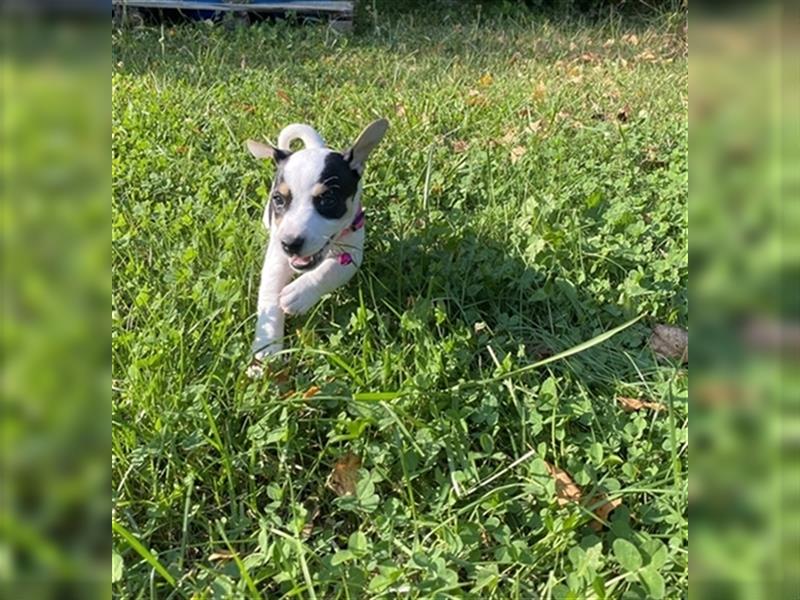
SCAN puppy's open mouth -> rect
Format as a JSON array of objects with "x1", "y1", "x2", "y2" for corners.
[{"x1": 289, "y1": 244, "x2": 328, "y2": 272}]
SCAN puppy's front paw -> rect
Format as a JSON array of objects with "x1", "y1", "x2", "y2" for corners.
[
  {"x1": 279, "y1": 280, "x2": 319, "y2": 315},
  {"x1": 247, "y1": 359, "x2": 265, "y2": 379},
  {"x1": 247, "y1": 342, "x2": 283, "y2": 379}
]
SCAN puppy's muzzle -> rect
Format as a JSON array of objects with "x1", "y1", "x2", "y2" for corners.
[
  {"x1": 281, "y1": 236, "x2": 305, "y2": 256},
  {"x1": 287, "y1": 241, "x2": 331, "y2": 272}
]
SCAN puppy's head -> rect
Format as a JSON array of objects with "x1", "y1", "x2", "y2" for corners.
[{"x1": 247, "y1": 119, "x2": 388, "y2": 272}]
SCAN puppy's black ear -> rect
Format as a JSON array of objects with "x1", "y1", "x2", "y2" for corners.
[
  {"x1": 246, "y1": 139, "x2": 290, "y2": 163},
  {"x1": 344, "y1": 118, "x2": 389, "y2": 173}
]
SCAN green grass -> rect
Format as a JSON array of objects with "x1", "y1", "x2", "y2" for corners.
[{"x1": 112, "y1": 5, "x2": 687, "y2": 598}]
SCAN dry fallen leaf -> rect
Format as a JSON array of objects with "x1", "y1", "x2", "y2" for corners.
[
  {"x1": 603, "y1": 38, "x2": 616, "y2": 48},
  {"x1": 650, "y1": 324, "x2": 688, "y2": 363},
  {"x1": 478, "y1": 72, "x2": 494, "y2": 87},
  {"x1": 301, "y1": 521, "x2": 314, "y2": 539},
  {"x1": 641, "y1": 145, "x2": 668, "y2": 170},
  {"x1": 451, "y1": 140, "x2": 470, "y2": 153},
  {"x1": 276, "y1": 89, "x2": 291, "y2": 103},
  {"x1": 588, "y1": 495, "x2": 623, "y2": 531},
  {"x1": 526, "y1": 119, "x2": 544, "y2": 135},
  {"x1": 271, "y1": 369, "x2": 290, "y2": 384},
  {"x1": 301, "y1": 499, "x2": 320, "y2": 540},
  {"x1": 302, "y1": 385, "x2": 321, "y2": 400},
  {"x1": 465, "y1": 89, "x2": 486, "y2": 106},
  {"x1": 480, "y1": 528, "x2": 491, "y2": 547},
  {"x1": 532, "y1": 81, "x2": 548, "y2": 102},
  {"x1": 327, "y1": 452, "x2": 361, "y2": 496},
  {"x1": 517, "y1": 106, "x2": 532, "y2": 119},
  {"x1": 617, "y1": 396, "x2": 666, "y2": 412},
  {"x1": 604, "y1": 84, "x2": 622, "y2": 101},
  {"x1": 623, "y1": 33, "x2": 640, "y2": 46},
  {"x1": 208, "y1": 550, "x2": 235, "y2": 562},
  {"x1": 394, "y1": 103, "x2": 407, "y2": 117},
  {"x1": 500, "y1": 128, "x2": 518, "y2": 145},
  {"x1": 544, "y1": 461, "x2": 582, "y2": 506},
  {"x1": 530, "y1": 344, "x2": 554, "y2": 360},
  {"x1": 510, "y1": 146, "x2": 526, "y2": 164},
  {"x1": 545, "y1": 461, "x2": 622, "y2": 529},
  {"x1": 593, "y1": 495, "x2": 622, "y2": 520}
]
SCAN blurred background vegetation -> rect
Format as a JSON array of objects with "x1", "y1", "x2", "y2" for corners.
[{"x1": 2, "y1": 0, "x2": 798, "y2": 598}]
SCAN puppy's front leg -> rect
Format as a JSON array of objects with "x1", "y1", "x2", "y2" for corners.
[
  {"x1": 248, "y1": 239, "x2": 293, "y2": 378},
  {"x1": 279, "y1": 259, "x2": 357, "y2": 315},
  {"x1": 279, "y1": 232, "x2": 364, "y2": 316}
]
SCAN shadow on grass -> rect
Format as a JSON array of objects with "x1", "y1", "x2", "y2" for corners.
[{"x1": 323, "y1": 222, "x2": 671, "y2": 391}]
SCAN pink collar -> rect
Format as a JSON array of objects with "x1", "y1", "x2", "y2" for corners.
[{"x1": 335, "y1": 203, "x2": 365, "y2": 266}]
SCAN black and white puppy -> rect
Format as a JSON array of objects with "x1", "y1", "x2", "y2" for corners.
[{"x1": 246, "y1": 119, "x2": 388, "y2": 376}]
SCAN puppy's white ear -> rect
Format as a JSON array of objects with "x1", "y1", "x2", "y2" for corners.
[
  {"x1": 345, "y1": 118, "x2": 389, "y2": 172},
  {"x1": 246, "y1": 139, "x2": 290, "y2": 162}
]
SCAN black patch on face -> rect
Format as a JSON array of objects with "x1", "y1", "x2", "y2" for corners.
[{"x1": 314, "y1": 153, "x2": 360, "y2": 220}]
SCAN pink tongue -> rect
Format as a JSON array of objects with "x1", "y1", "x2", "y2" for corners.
[{"x1": 292, "y1": 255, "x2": 313, "y2": 267}]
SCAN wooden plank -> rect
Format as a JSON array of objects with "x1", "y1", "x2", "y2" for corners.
[{"x1": 111, "y1": 0, "x2": 353, "y2": 13}]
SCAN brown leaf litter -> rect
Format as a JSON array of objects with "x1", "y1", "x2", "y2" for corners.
[
  {"x1": 302, "y1": 385, "x2": 321, "y2": 400},
  {"x1": 327, "y1": 452, "x2": 361, "y2": 496},
  {"x1": 649, "y1": 324, "x2": 688, "y2": 363},
  {"x1": 617, "y1": 396, "x2": 666, "y2": 412},
  {"x1": 544, "y1": 461, "x2": 622, "y2": 530}
]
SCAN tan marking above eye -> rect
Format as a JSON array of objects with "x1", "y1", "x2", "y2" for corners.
[
  {"x1": 277, "y1": 182, "x2": 291, "y2": 197},
  {"x1": 311, "y1": 183, "x2": 328, "y2": 197}
]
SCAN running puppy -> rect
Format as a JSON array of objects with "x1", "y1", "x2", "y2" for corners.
[{"x1": 246, "y1": 119, "x2": 388, "y2": 377}]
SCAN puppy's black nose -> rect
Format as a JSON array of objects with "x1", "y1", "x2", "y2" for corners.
[{"x1": 281, "y1": 237, "x2": 305, "y2": 256}]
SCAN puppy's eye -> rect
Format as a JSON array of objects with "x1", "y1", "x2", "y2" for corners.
[
  {"x1": 317, "y1": 191, "x2": 336, "y2": 207},
  {"x1": 272, "y1": 193, "x2": 287, "y2": 208}
]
